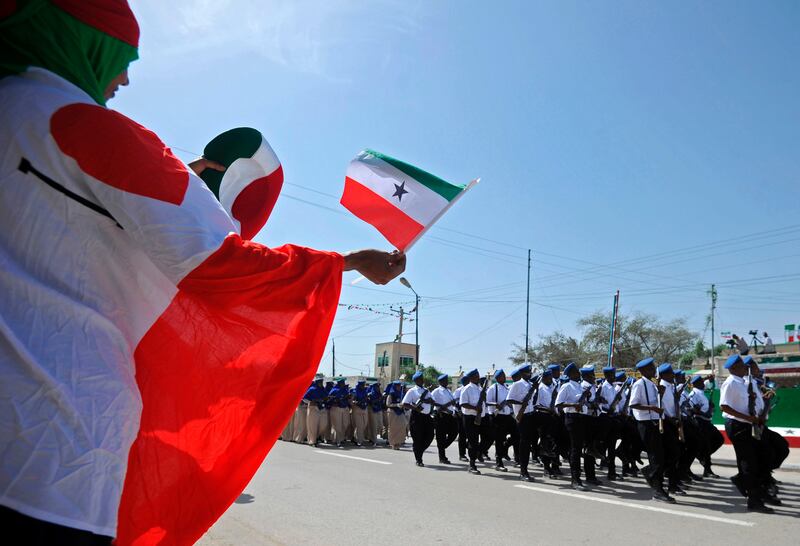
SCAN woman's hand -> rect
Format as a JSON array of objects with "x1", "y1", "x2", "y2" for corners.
[
  {"x1": 188, "y1": 157, "x2": 226, "y2": 176},
  {"x1": 344, "y1": 250, "x2": 406, "y2": 285}
]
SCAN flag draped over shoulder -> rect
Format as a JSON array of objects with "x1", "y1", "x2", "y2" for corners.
[
  {"x1": 118, "y1": 237, "x2": 342, "y2": 545},
  {"x1": 341, "y1": 149, "x2": 467, "y2": 251}
]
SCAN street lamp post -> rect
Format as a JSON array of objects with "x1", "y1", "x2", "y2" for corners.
[{"x1": 399, "y1": 277, "x2": 419, "y2": 367}]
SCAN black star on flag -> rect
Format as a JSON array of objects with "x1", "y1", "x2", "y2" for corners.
[{"x1": 392, "y1": 181, "x2": 409, "y2": 202}]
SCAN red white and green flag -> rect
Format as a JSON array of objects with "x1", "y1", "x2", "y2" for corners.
[{"x1": 341, "y1": 149, "x2": 477, "y2": 251}]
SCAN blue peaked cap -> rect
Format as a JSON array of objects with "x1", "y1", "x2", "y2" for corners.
[
  {"x1": 412, "y1": 371, "x2": 423, "y2": 380},
  {"x1": 563, "y1": 362, "x2": 577, "y2": 374},
  {"x1": 602, "y1": 366, "x2": 615, "y2": 373},
  {"x1": 438, "y1": 373, "x2": 449, "y2": 382},
  {"x1": 636, "y1": 357, "x2": 655, "y2": 370},
  {"x1": 724, "y1": 354, "x2": 743, "y2": 369},
  {"x1": 542, "y1": 369, "x2": 552, "y2": 377},
  {"x1": 614, "y1": 371, "x2": 626, "y2": 380},
  {"x1": 494, "y1": 368, "x2": 505, "y2": 379},
  {"x1": 674, "y1": 370, "x2": 685, "y2": 377},
  {"x1": 547, "y1": 364, "x2": 560, "y2": 372},
  {"x1": 742, "y1": 355, "x2": 754, "y2": 365},
  {"x1": 465, "y1": 368, "x2": 479, "y2": 379},
  {"x1": 657, "y1": 363, "x2": 673, "y2": 375},
  {"x1": 580, "y1": 365, "x2": 595, "y2": 375},
  {"x1": 460, "y1": 375, "x2": 469, "y2": 385},
  {"x1": 511, "y1": 364, "x2": 531, "y2": 376},
  {"x1": 691, "y1": 375, "x2": 704, "y2": 384}
]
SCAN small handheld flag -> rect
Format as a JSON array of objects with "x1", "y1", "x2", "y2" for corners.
[{"x1": 341, "y1": 149, "x2": 476, "y2": 252}]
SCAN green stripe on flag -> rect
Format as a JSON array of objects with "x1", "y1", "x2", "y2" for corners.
[
  {"x1": 364, "y1": 149, "x2": 464, "y2": 201},
  {"x1": 202, "y1": 127, "x2": 263, "y2": 197}
]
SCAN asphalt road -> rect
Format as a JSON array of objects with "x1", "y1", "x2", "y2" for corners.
[{"x1": 198, "y1": 439, "x2": 800, "y2": 546}]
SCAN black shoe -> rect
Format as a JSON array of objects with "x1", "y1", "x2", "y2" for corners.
[
  {"x1": 439, "y1": 458, "x2": 451, "y2": 465},
  {"x1": 572, "y1": 480, "x2": 587, "y2": 491},
  {"x1": 731, "y1": 474, "x2": 746, "y2": 497},
  {"x1": 747, "y1": 501, "x2": 774, "y2": 514},
  {"x1": 495, "y1": 464, "x2": 508, "y2": 472},
  {"x1": 459, "y1": 455, "x2": 468, "y2": 462},
  {"x1": 468, "y1": 465, "x2": 481, "y2": 475},
  {"x1": 548, "y1": 471, "x2": 558, "y2": 479},
  {"x1": 586, "y1": 477, "x2": 603, "y2": 486},
  {"x1": 688, "y1": 471, "x2": 703, "y2": 482},
  {"x1": 520, "y1": 473, "x2": 535, "y2": 482},
  {"x1": 415, "y1": 461, "x2": 424, "y2": 467},
  {"x1": 553, "y1": 466, "x2": 564, "y2": 476},
  {"x1": 477, "y1": 455, "x2": 485, "y2": 463},
  {"x1": 703, "y1": 467, "x2": 720, "y2": 478},
  {"x1": 607, "y1": 474, "x2": 623, "y2": 481},
  {"x1": 653, "y1": 489, "x2": 677, "y2": 503},
  {"x1": 763, "y1": 494, "x2": 782, "y2": 506},
  {"x1": 669, "y1": 485, "x2": 687, "y2": 496}
]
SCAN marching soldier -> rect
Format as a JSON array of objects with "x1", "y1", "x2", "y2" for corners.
[
  {"x1": 431, "y1": 374, "x2": 458, "y2": 464},
  {"x1": 533, "y1": 369, "x2": 559, "y2": 479},
  {"x1": 320, "y1": 380, "x2": 334, "y2": 444},
  {"x1": 657, "y1": 363, "x2": 685, "y2": 495},
  {"x1": 615, "y1": 370, "x2": 642, "y2": 477},
  {"x1": 629, "y1": 358, "x2": 674, "y2": 503},
  {"x1": 292, "y1": 398, "x2": 308, "y2": 444},
  {"x1": 487, "y1": 369, "x2": 516, "y2": 472},
  {"x1": 675, "y1": 370, "x2": 703, "y2": 482},
  {"x1": 366, "y1": 381, "x2": 384, "y2": 445},
  {"x1": 720, "y1": 354, "x2": 775, "y2": 512},
  {"x1": 329, "y1": 378, "x2": 350, "y2": 447},
  {"x1": 507, "y1": 364, "x2": 538, "y2": 482},
  {"x1": 385, "y1": 380, "x2": 407, "y2": 450},
  {"x1": 303, "y1": 377, "x2": 328, "y2": 447},
  {"x1": 350, "y1": 380, "x2": 370, "y2": 447},
  {"x1": 454, "y1": 375, "x2": 469, "y2": 462},
  {"x1": 599, "y1": 366, "x2": 624, "y2": 480},
  {"x1": 546, "y1": 363, "x2": 567, "y2": 474},
  {"x1": 459, "y1": 368, "x2": 484, "y2": 475},
  {"x1": 402, "y1": 371, "x2": 436, "y2": 467},
  {"x1": 687, "y1": 375, "x2": 723, "y2": 478}
]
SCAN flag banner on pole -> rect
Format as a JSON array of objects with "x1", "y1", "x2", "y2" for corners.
[{"x1": 341, "y1": 149, "x2": 475, "y2": 251}]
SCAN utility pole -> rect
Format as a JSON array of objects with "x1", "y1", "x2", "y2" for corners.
[
  {"x1": 607, "y1": 290, "x2": 620, "y2": 367},
  {"x1": 709, "y1": 284, "x2": 717, "y2": 367},
  {"x1": 332, "y1": 338, "x2": 336, "y2": 377},
  {"x1": 525, "y1": 249, "x2": 531, "y2": 363},
  {"x1": 395, "y1": 306, "x2": 405, "y2": 342}
]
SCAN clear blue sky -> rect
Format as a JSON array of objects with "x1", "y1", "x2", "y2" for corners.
[{"x1": 119, "y1": 1, "x2": 800, "y2": 376}]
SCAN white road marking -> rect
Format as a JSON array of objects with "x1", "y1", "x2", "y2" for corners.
[
  {"x1": 514, "y1": 485, "x2": 756, "y2": 527},
  {"x1": 314, "y1": 450, "x2": 392, "y2": 465}
]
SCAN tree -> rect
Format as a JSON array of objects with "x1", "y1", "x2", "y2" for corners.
[
  {"x1": 510, "y1": 310, "x2": 698, "y2": 369},
  {"x1": 399, "y1": 361, "x2": 443, "y2": 387}
]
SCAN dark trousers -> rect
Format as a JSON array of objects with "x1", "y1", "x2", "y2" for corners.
[
  {"x1": 0, "y1": 505, "x2": 112, "y2": 545},
  {"x1": 534, "y1": 411, "x2": 559, "y2": 470},
  {"x1": 478, "y1": 416, "x2": 494, "y2": 456},
  {"x1": 725, "y1": 418, "x2": 767, "y2": 500},
  {"x1": 678, "y1": 418, "x2": 701, "y2": 475},
  {"x1": 564, "y1": 414, "x2": 596, "y2": 481},
  {"x1": 457, "y1": 413, "x2": 467, "y2": 457},
  {"x1": 554, "y1": 414, "x2": 569, "y2": 463},
  {"x1": 622, "y1": 415, "x2": 644, "y2": 466},
  {"x1": 493, "y1": 414, "x2": 517, "y2": 463},
  {"x1": 662, "y1": 420, "x2": 681, "y2": 488},
  {"x1": 434, "y1": 412, "x2": 458, "y2": 459},
  {"x1": 695, "y1": 418, "x2": 724, "y2": 468},
  {"x1": 516, "y1": 412, "x2": 537, "y2": 474},
  {"x1": 409, "y1": 412, "x2": 435, "y2": 463},
  {"x1": 603, "y1": 415, "x2": 623, "y2": 477},
  {"x1": 463, "y1": 415, "x2": 481, "y2": 464},
  {"x1": 637, "y1": 419, "x2": 665, "y2": 489}
]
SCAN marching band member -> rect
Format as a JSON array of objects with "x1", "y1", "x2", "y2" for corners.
[
  {"x1": 629, "y1": 358, "x2": 675, "y2": 503},
  {"x1": 402, "y1": 371, "x2": 436, "y2": 467}
]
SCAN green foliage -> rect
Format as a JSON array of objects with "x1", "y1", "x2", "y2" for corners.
[{"x1": 510, "y1": 310, "x2": 698, "y2": 368}]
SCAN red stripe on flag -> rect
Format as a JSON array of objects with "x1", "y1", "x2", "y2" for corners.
[
  {"x1": 117, "y1": 235, "x2": 342, "y2": 545},
  {"x1": 340, "y1": 176, "x2": 424, "y2": 251}
]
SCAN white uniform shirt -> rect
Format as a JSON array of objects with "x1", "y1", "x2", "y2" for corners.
[
  {"x1": 555, "y1": 380, "x2": 587, "y2": 415},
  {"x1": 431, "y1": 385, "x2": 456, "y2": 415},
  {"x1": 535, "y1": 382, "x2": 556, "y2": 411},
  {"x1": 507, "y1": 378, "x2": 536, "y2": 416},
  {"x1": 599, "y1": 380, "x2": 618, "y2": 413},
  {"x1": 459, "y1": 382, "x2": 483, "y2": 416},
  {"x1": 720, "y1": 374, "x2": 750, "y2": 423},
  {"x1": 678, "y1": 386, "x2": 691, "y2": 416},
  {"x1": 487, "y1": 382, "x2": 512, "y2": 415},
  {"x1": 402, "y1": 385, "x2": 433, "y2": 415},
  {"x1": 581, "y1": 379, "x2": 598, "y2": 414},
  {"x1": 660, "y1": 380, "x2": 678, "y2": 418},
  {"x1": 629, "y1": 378, "x2": 660, "y2": 421},
  {"x1": 688, "y1": 387, "x2": 710, "y2": 420}
]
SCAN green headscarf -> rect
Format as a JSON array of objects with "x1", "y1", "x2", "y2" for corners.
[{"x1": 0, "y1": 0, "x2": 138, "y2": 105}]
